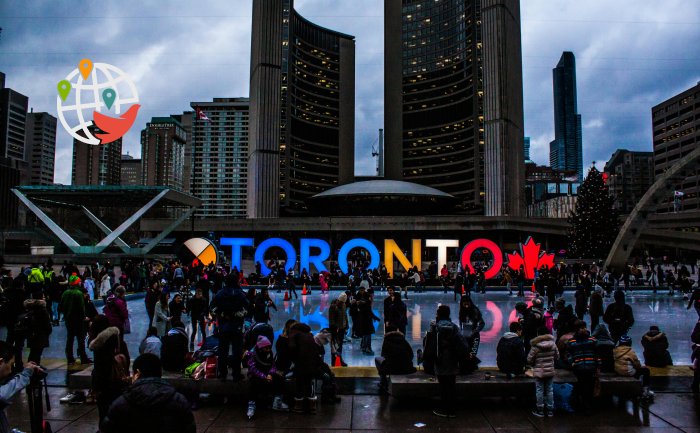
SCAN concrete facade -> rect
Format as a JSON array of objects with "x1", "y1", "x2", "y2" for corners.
[
  {"x1": 384, "y1": 0, "x2": 524, "y2": 215},
  {"x1": 140, "y1": 116, "x2": 186, "y2": 190},
  {"x1": 248, "y1": 0, "x2": 355, "y2": 218},
  {"x1": 481, "y1": 0, "x2": 526, "y2": 216},
  {"x1": 604, "y1": 149, "x2": 655, "y2": 214}
]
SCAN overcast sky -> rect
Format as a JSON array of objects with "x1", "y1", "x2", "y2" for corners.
[{"x1": 1, "y1": 0, "x2": 699, "y2": 185}]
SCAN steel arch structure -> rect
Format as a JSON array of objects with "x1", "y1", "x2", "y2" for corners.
[{"x1": 605, "y1": 145, "x2": 700, "y2": 272}]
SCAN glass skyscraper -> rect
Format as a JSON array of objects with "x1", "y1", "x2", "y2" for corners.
[{"x1": 550, "y1": 51, "x2": 583, "y2": 182}]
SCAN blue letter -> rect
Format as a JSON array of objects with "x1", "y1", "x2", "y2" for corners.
[
  {"x1": 300, "y1": 238, "x2": 330, "y2": 274},
  {"x1": 219, "y1": 238, "x2": 254, "y2": 271},
  {"x1": 337, "y1": 238, "x2": 380, "y2": 274},
  {"x1": 255, "y1": 238, "x2": 297, "y2": 276}
]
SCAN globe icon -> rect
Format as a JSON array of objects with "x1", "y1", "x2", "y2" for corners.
[{"x1": 56, "y1": 62, "x2": 139, "y2": 145}]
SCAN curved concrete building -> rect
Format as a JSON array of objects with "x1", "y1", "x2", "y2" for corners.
[
  {"x1": 248, "y1": 0, "x2": 355, "y2": 218},
  {"x1": 384, "y1": 0, "x2": 524, "y2": 216}
]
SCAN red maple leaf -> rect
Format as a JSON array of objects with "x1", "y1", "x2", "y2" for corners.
[{"x1": 507, "y1": 237, "x2": 556, "y2": 279}]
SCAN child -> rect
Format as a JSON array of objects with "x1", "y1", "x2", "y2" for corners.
[
  {"x1": 527, "y1": 327, "x2": 559, "y2": 418},
  {"x1": 0, "y1": 341, "x2": 44, "y2": 431},
  {"x1": 245, "y1": 336, "x2": 288, "y2": 419},
  {"x1": 614, "y1": 335, "x2": 654, "y2": 400},
  {"x1": 496, "y1": 322, "x2": 527, "y2": 378}
]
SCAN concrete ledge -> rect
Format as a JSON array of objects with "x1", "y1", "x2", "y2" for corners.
[{"x1": 389, "y1": 370, "x2": 642, "y2": 399}]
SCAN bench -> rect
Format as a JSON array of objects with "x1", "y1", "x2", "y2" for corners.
[{"x1": 388, "y1": 369, "x2": 642, "y2": 399}]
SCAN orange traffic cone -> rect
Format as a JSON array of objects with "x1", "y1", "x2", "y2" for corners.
[
  {"x1": 302, "y1": 284, "x2": 308, "y2": 295},
  {"x1": 461, "y1": 284, "x2": 465, "y2": 295},
  {"x1": 334, "y1": 354, "x2": 343, "y2": 367},
  {"x1": 284, "y1": 290, "x2": 290, "y2": 301}
]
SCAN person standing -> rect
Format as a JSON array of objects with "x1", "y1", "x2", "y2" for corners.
[
  {"x1": 210, "y1": 275, "x2": 249, "y2": 381},
  {"x1": 566, "y1": 320, "x2": 599, "y2": 414},
  {"x1": 588, "y1": 288, "x2": 605, "y2": 331},
  {"x1": 356, "y1": 287, "x2": 380, "y2": 355},
  {"x1": 328, "y1": 293, "x2": 348, "y2": 366},
  {"x1": 458, "y1": 295, "x2": 485, "y2": 372},
  {"x1": 422, "y1": 305, "x2": 466, "y2": 418},
  {"x1": 103, "y1": 286, "x2": 130, "y2": 335},
  {"x1": 22, "y1": 296, "x2": 52, "y2": 365},
  {"x1": 99, "y1": 269, "x2": 111, "y2": 298},
  {"x1": 688, "y1": 286, "x2": 700, "y2": 319},
  {"x1": 603, "y1": 290, "x2": 635, "y2": 343},
  {"x1": 60, "y1": 275, "x2": 91, "y2": 365},
  {"x1": 144, "y1": 281, "x2": 161, "y2": 331},
  {"x1": 187, "y1": 288, "x2": 209, "y2": 350},
  {"x1": 383, "y1": 286, "x2": 408, "y2": 336},
  {"x1": 527, "y1": 327, "x2": 559, "y2": 417},
  {"x1": 151, "y1": 292, "x2": 171, "y2": 337}
]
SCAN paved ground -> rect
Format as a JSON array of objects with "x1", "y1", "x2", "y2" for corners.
[{"x1": 4, "y1": 384, "x2": 700, "y2": 432}]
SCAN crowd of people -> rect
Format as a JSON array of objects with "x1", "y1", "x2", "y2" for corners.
[{"x1": 0, "y1": 255, "x2": 699, "y2": 432}]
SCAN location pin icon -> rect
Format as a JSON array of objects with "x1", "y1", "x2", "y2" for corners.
[
  {"x1": 78, "y1": 58, "x2": 93, "y2": 80},
  {"x1": 102, "y1": 88, "x2": 116, "y2": 109},
  {"x1": 57, "y1": 80, "x2": 71, "y2": 101}
]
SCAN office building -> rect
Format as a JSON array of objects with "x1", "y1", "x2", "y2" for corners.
[
  {"x1": 384, "y1": 0, "x2": 525, "y2": 215},
  {"x1": 0, "y1": 156, "x2": 21, "y2": 226},
  {"x1": 140, "y1": 116, "x2": 186, "y2": 190},
  {"x1": 604, "y1": 149, "x2": 654, "y2": 214},
  {"x1": 0, "y1": 72, "x2": 28, "y2": 164},
  {"x1": 550, "y1": 51, "x2": 583, "y2": 182},
  {"x1": 120, "y1": 153, "x2": 142, "y2": 186},
  {"x1": 248, "y1": 0, "x2": 355, "y2": 217},
  {"x1": 25, "y1": 111, "x2": 57, "y2": 185},
  {"x1": 71, "y1": 127, "x2": 122, "y2": 186},
  {"x1": 171, "y1": 112, "x2": 193, "y2": 193},
  {"x1": 652, "y1": 82, "x2": 700, "y2": 213},
  {"x1": 190, "y1": 98, "x2": 249, "y2": 218}
]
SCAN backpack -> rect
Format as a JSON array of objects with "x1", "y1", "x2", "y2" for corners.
[{"x1": 14, "y1": 311, "x2": 35, "y2": 341}]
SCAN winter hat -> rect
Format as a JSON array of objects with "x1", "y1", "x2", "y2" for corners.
[
  {"x1": 256, "y1": 336, "x2": 272, "y2": 349},
  {"x1": 618, "y1": 335, "x2": 632, "y2": 346},
  {"x1": 68, "y1": 275, "x2": 82, "y2": 286},
  {"x1": 649, "y1": 325, "x2": 660, "y2": 332},
  {"x1": 338, "y1": 293, "x2": 348, "y2": 303}
]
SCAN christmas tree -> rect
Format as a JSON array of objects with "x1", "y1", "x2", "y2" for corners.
[{"x1": 567, "y1": 165, "x2": 620, "y2": 259}]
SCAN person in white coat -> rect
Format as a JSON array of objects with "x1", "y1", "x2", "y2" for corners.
[
  {"x1": 99, "y1": 270, "x2": 112, "y2": 298},
  {"x1": 152, "y1": 292, "x2": 171, "y2": 337}
]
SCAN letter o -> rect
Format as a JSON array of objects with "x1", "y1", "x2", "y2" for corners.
[
  {"x1": 337, "y1": 238, "x2": 380, "y2": 274},
  {"x1": 254, "y1": 238, "x2": 297, "y2": 276},
  {"x1": 460, "y1": 239, "x2": 503, "y2": 280}
]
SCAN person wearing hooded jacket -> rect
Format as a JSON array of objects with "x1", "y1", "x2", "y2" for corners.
[
  {"x1": 527, "y1": 327, "x2": 559, "y2": 418},
  {"x1": 458, "y1": 295, "x2": 485, "y2": 372},
  {"x1": 603, "y1": 290, "x2": 635, "y2": 343},
  {"x1": 22, "y1": 296, "x2": 52, "y2": 365},
  {"x1": 89, "y1": 315, "x2": 128, "y2": 430},
  {"x1": 422, "y1": 305, "x2": 467, "y2": 418},
  {"x1": 641, "y1": 325, "x2": 672, "y2": 367},
  {"x1": 245, "y1": 335, "x2": 288, "y2": 419},
  {"x1": 614, "y1": 335, "x2": 654, "y2": 400},
  {"x1": 496, "y1": 322, "x2": 526, "y2": 377},
  {"x1": 566, "y1": 320, "x2": 599, "y2": 413},
  {"x1": 376, "y1": 325, "x2": 416, "y2": 392},
  {"x1": 288, "y1": 322, "x2": 321, "y2": 413},
  {"x1": 383, "y1": 286, "x2": 408, "y2": 336},
  {"x1": 329, "y1": 293, "x2": 348, "y2": 366},
  {"x1": 102, "y1": 353, "x2": 195, "y2": 433},
  {"x1": 553, "y1": 298, "x2": 576, "y2": 341},
  {"x1": 160, "y1": 321, "x2": 189, "y2": 372},
  {"x1": 591, "y1": 324, "x2": 615, "y2": 372},
  {"x1": 521, "y1": 298, "x2": 545, "y2": 352}
]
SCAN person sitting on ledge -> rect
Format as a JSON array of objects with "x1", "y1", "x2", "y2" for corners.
[
  {"x1": 496, "y1": 321, "x2": 527, "y2": 378},
  {"x1": 376, "y1": 325, "x2": 416, "y2": 393},
  {"x1": 614, "y1": 334, "x2": 654, "y2": 401},
  {"x1": 641, "y1": 325, "x2": 672, "y2": 367}
]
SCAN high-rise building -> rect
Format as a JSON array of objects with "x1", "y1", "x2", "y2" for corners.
[
  {"x1": 140, "y1": 116, "x2": 186, "y2": 190},
  {"x1": 248, "y1": 0, "x2": 356, "y2": 218},
  {"x1": 0, "y1": 156, "x2": 21, "y2": 227},
  {"x1": 524, "y1": 137, "x2": 531, "y2": 162},
  {"x1": 25, "y1": 111, "x2": 57, "y2": 185},
  {"x1": 120, "y1": 153, "x2": 142, "y2": 186},
  {"x1": 71, "y1": 127, "x2": 122, "y2": 186},
  {"x1": 0, "y1": 72, "x2": 28, "y2": 164},
  {"x1": 550, "y1": 51, "x2": 583, "y2": 182},
  {"x1": 652, "y1": 82, "x2": 700, "y2": 213},
  {"x1": 190, "y1": 98, "x2": 249, "y2": 218},
  {"x1": 384, "y1": 0, "x2": 524, "y2": 215},
  {"x1": 171, "y1": 112, "x2": 193, "y2": 193},
  {"x1": 604, "y1": 149, "x2": 654, "y2": 214}
]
